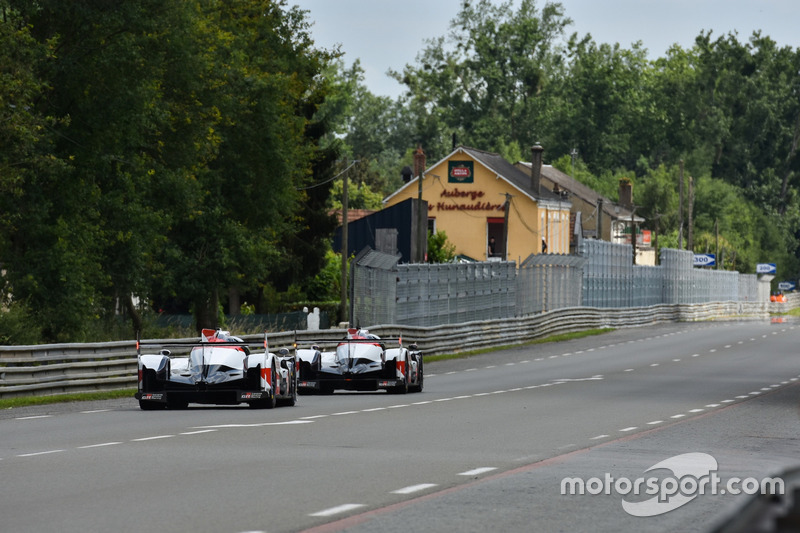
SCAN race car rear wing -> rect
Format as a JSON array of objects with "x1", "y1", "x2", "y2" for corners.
[
  {"x1": 293, "y1": 329, "x2": 417, "y2": 352},
  {"x1": 136, "y1": 330, "x2": 281, "y2": 356}
]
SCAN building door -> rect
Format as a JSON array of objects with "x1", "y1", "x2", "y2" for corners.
[{"x1": 487, "y1": 217, "x2": 504, "y2": 259}]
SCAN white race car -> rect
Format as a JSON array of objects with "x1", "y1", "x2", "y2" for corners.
[
  {"x1": 296, "y1": 328, "x2": 422, "y2": 394},
  {"x1": 135, "y1": 329, "x2": 297, "y2": 410}
]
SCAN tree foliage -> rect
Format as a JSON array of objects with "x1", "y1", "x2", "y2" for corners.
[
  {"x1": 0, "y1": 0, "x2": 337, "y2": 341},
  {"x1": 3, "y1": 0, "x2": 800, "y2": 343}
]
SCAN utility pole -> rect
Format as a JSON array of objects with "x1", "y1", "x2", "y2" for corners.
[
  {"x1": 502, "y1": 193, "x2": 511, "y2": 259},
  {"x1": 715, "y1": 217, "x2": 719, "y2": 270},
  {"x1": 597, "y1": 198, "x2": 604, "y2": 240},
  {"x1": 339, "y1": 164, "x2": 349, "y2": 325},
  {"x1": 678, "y1": 160, "x2": 684, "y2": 250},
  {"x1": 413, "y1": 145, "x2": 427, "y2": 263},
  {"x1": 687, "y1": 175, "x2": 694, "y2": 251},
  {"x1": 631, "y1": 207, "x2": 637, "y2": 265}
]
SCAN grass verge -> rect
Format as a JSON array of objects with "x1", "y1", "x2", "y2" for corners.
[
  {"x1": 0, "y1": 388, "x2": 136, "y2": 411},
  {"x1": 425, "y1": 327, "x2": 614, "y2": 363}
]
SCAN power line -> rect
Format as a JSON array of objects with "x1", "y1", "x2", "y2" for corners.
[{"x1": 296, "y1": 160, "x2": 360, "y2": 191}]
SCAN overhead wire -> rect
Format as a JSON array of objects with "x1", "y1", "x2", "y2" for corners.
[{"x1": 296, "y1": 159, "x2": 360, "y2": 191}]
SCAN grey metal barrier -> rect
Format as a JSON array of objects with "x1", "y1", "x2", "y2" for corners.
[{"x1": 0, "y1": 300, "x2": 773, "y2": 399}]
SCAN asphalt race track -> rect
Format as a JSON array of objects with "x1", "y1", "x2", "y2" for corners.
[{"x1": 2, "y1": 318, "x2": 799, "y2": 533}]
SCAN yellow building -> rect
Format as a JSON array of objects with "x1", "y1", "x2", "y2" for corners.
[{"x1": 383, "y1": 146, "x2": 572, "y2": 261}]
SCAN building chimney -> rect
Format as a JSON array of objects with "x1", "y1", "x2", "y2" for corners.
[
  {"x1": 413, "y1": 145, "x2": 426, "y2": 180},
  {"x1": 618, "y1": 178, "x2": 633, "y2": 209},
  {"x1": 530, "y1": 143, "x2": 543, "y2": 196}
]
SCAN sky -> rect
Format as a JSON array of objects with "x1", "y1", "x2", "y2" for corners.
[{"x1": 291, "y1": 0, "x2": 800, "y2": 99}]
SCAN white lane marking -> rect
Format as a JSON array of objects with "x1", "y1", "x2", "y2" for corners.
[
  {"x1": 551, "y1": 375, "x2": 604, "y2": 382},
  {"x1": 387, "y1": 404, "x2": 409, "y2": 409},
  {"x1": 459, "y1": 467, "x2": 497, "y2": 476},
  {"x1": 78, "y1": 442, "x2": 121, "y2": 449},
  {"x1": 15, "y1": 415, "x2": 52, "y2": 420},
  {"x1": 309, "y1": 504, "x2": 365, "y2": 517},
  {"x1": 412, "y1": 401, "x2": 432, "y2": 405},
  {"x1": 332, "y1": 411, "x2": 359, "y2": 416},
  {"x1": 361, "y1": 407, "x2": 386, "y2": 412},
  {"x1": 17, "y1": 450, "x2": 64, "y2": 457},
  {"x1": 465, "y1": 368, "x2": 477, "y2": 372},
  {"x1": 180, "y1": 430, "x2": 217, "y2": 435},
  {"x1": 300, "y1": 415, "x2": 329, "y2": 419},
  {"x1": 590, "y1": 435, "x2": 609, "y2": 440},
  {"x1": 650, "y1": 364, "x2": 660, "y2": 367},
  {"x1": 620, "y1": 427, "x2": 638, "y2": 432},
  {"x1": 673, "y1": 359, "x2": 681, "y2": 362},
  {"x1": 81, "y1": 409, "x2": 111, "y2": 414},
  {"x1": 705, "y1": 404, "x2": 720, "y2": 408},
  {"x1": 647, "y1": 420, "x2": 663, "y2": 425},
  {"x1": 133, "y1": 435, "x2": 175, "y2": 441},
  {"x1": 688, "y1": 409, "x2": 705, "y2": 413},
  {"x1": 391, "y1": 483, "x2": 438, "y2": 495},
  {"x1": 670, "y1": 414, "x2": 686, "y2": 419},
  {"x1": 735, "y1": 395, "x2": 749, "y2": 399},
  {"x1": 192, "y1": 420, "x2": 313, "y2": 429},
  {"x1": 692, "y1": 354, "x2": 700, "y2": 357},
  {"x1": 721, "y1": 399, "x2": 735, "y2": 403}
]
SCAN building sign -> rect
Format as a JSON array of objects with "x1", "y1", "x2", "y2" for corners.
[
  {"x1": 693, "y1": 254, "x2": 716, "y2": 267},
  {"x1": 619, "y1": 226, "x2": 651, "y2": 246},
  {"x1": 756, "y1": 263, "x2": 777, "y2": 274},
  {"x1": 435, "y1": 188, "x2": 504, "y2": 212},
  {"x1": 448, "y1": 161, "x2": 474, "y2": 183}
]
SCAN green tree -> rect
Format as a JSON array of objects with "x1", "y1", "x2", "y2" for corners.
[
  {"x1": 427, "y1": 231, "x2": 456, "y2": 263},
  {"x1": 391, "y1": 0, "x2": 572, "y2": 160}
]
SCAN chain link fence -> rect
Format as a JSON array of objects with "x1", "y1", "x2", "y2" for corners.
[
  {"x1": 351, "y1": 242, "x2": 769, "y2": 327},
  {"x1": 517, "y1": 254, "x2": 585, "y2": 315}
]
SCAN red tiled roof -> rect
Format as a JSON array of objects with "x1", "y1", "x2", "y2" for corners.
[{"x1": 330, "y1": 209, "x2": 376, "y2": 224}]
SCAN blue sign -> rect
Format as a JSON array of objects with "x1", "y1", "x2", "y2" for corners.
[
  {"x1": 756, "y1": 263, "x2": 777, "y2": 274},
  {"x1": 778, "y1": 281, "x2": 796, "y2": 291},
  {"x1": 693, "y1": 254, "x2": 716, "y2": 267}
]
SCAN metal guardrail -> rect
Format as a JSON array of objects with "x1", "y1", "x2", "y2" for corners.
[{"x1": 0, "y1": 300, "x2": 773, "y2": 399}]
